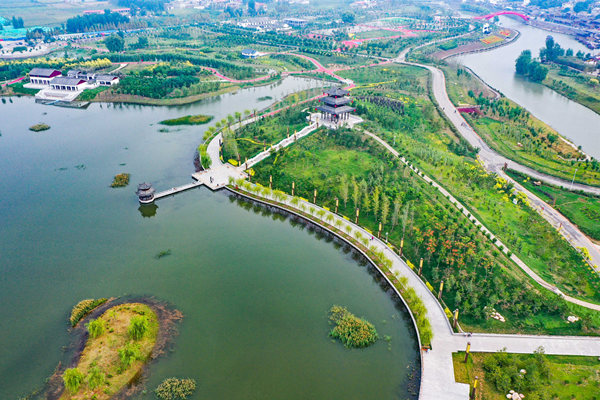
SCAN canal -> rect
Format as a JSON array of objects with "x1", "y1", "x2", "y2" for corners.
[
  {"x1": 0, "y1": 77, "x2": 419, "y2": 399},
  {"x1": 453, "y1": 15, "x2": 600, "y2": 159}
]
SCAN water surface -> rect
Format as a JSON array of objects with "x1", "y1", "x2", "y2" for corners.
[{"x1": 0, "y1": 78, "x2": 419, "y2": 399}]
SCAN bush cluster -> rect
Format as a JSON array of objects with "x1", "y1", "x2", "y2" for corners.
[{"x1": 329, "y1": 305, "x2": 378, "y2": 348}]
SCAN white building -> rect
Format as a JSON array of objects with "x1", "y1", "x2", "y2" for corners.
[
  {"x1": 50, "y1": 77, "x2": 87, "y2": 91},
  {"x1": 29, "y1": 68, "x2": 62, "y2": 85}
]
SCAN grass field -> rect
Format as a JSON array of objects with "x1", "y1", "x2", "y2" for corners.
[
  {"x1": 453, "y1": 351, "x2": 600, "y2": 400},
  {"x1": 507, "y1": 170, "x2": 600, "y2": 242},
  {"x1": 544, "y1": 67, "x2": 600, "y2": 116}
]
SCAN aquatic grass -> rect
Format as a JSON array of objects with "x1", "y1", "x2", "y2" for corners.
[
  {"x1": 155, "y1": 249, "x2": 172, "y2": 259},
  {"x1": 70, "y1": 298, "x2": 108, "y2": 326},
  {"x1": 155, "y1": 378, "x2": 197, "y2": 400},
  {"x1": 160, "y1": 114, "x2": 213, "y2": 126},
  {"x1": 111, "y1": 173, "x2": 130, "y2": 188},
  {"x1": 29, "y1": 123, "x2": 50, "y2": 132},
  {"x1": 329, "y1": 305, "x2": 378, "y2": 348}
]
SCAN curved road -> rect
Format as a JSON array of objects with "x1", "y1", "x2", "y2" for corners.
[{"x1": 396, "y1": 48, "x2": 600, "y2": 272}]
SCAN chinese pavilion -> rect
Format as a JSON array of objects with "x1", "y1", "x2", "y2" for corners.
[{"x1": 316, "y1": 87, "x2": 354, "y2": 122}]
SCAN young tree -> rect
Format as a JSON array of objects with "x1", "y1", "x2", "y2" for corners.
[
  {"x1": 380, "y1": 194, "x2": 390, "y2": 226},
  {"x1": 128, "y1": 315, "x2": 148, "y2": 340},
  {"x1": 63, "y1": 368, "x2": 84, "y2": 393},
  {"x1": 372, "y1": 186, "x2": 380, "y2": 218},
  {"x1": 87, "y1": 318, "x2": 105, "y2": 339},
  {"x1": 391, "y1": 198, "x2": 401, "y2": 231},
  {"x1": 339, "y1": 175, "x2": 349, "y2": 207},
  {"x1": 87, "y1": 365, "x2": 105, "y2": 389},
  {"x1": 351, "y1": 177, "x2": 359, "y2": 208}
]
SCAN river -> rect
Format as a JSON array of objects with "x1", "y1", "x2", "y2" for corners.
[
  {"x1": 453, "y1": 15, "x2": 600, "y2": 159},
  {"x1": 0, "y1": 77, "x2": 419, "y2": 399}
]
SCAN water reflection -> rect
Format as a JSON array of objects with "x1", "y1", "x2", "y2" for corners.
[{"x1": 138, "y1": 203, "x2": 158, "y2": 218}]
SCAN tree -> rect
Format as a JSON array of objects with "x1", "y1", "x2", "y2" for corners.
[
  {"x1": 11, "y1": 16, "x2": 24, "y2": 29},
  {"x1": 118, "y1": 342, "x2": 142, "y2": 370},
  {"x1": 528, "y1": 61, "x2": 548, "y2": 82},
  {"x1": 63, "y1": 368, "x2": 84, "y2": 393},
  {"x1": 515, "y1": 50, "x2": 531, "y2": 75},
  {"x1": 351, "y1": 177, "x2": 359, "y2": 208},
  {"x1": 391, "y1": 198, "x2": 401, "y2": 231},
  {"x1": 87, "y1": 318, "x2": 105, "y2": 339},
  {"x1": 566, "y1": 48, "x2": 573, "y2": 57},
  {"x1": 339, "y1": 175, "x2": 349, "y2": 207},
  {"x1": 87, "y1": 365, "x2": 105, "y2": 389},
  {"x1": 104, "y1": 34, "x2": 124, "y2": 52},
  {"x1": 372, "y1": 186, "x2": 380, "y2": 218},
  {"x1": 128, "y1": 315, "x2": 148, "y2": 340},
  {"x1": 380, "y1": 194, "x2": 390, "y2": 226},
  {"x1": 341, "y1": 12, "x2": 355, "y2": 24}
]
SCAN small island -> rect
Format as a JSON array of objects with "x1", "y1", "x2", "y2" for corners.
[
  {"x1": 329, "y1": 305, "x2": 378, "y2": 348},
  {"x1": 111, "y1": 173, "x2": 130, "y2": 188},
  {"x1": 159, "y1": 114, "x2": 213, "y2": 126},
  {"x1": 29, "y1": 123, "x2": 51, "y2": 132},
  {"x1": 61, "y1": 303, "x2": 159, "y2": 399}
]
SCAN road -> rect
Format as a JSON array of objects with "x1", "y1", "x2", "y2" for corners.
[{"x1": 396, "y1": 48, "x2": 600, "y2": 271}]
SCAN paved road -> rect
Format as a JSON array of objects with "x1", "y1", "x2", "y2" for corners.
[{"x1": 395, "y1": 49, "x2": 600, "y2": 271}]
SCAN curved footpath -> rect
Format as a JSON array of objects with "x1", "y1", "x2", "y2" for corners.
[
  {"x1": 396, "y1": 48, "x2": 600, "y2": 271},
  {"x1": 196, "y1": 114, "x2": 600, "y2": 400}
]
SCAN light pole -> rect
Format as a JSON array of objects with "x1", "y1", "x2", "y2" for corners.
[{"x1": 570, "y1": 165, "x2": 579, "y2": 190}]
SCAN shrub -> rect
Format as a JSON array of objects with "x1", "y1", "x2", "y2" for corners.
[
  {"x1": 87, "y1": 318, "x2": 105, "y2": 339},
  {"x1": 63, "y1": 368, "x2": 84, "y2": 394},
  {"x1": 111, "y1": 173, "x2": 130, "y2": 188},
  {"x1": 155, "y1": 378, "x2": 197, "y2": 400},
  {"x1": 160, "y1": 114, "x2": 213, "y2": 126},
  {"x1": 329, "y1": 305, "x2": 378, "y2": 348},
  {"x1": 128, "y1": 315, "x2": 148, "y2": 340}
]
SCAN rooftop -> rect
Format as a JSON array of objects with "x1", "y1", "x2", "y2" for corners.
[
  {"x1": 325, "y1": 87, "x2": 349, "y2": 97},
  {"x1": 29, "y1": 68, "x2": 61, "y2": 77},
  {"x1": 51, "y1": 77, "x2": 86, "y2": 85}
]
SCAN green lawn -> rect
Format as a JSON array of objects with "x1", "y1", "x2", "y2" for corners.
[
  {"x1": 453, "y1": 351, "x2": 600, "y2": 400},
  {"x1": 507, "y1": 170, "x2": 600, "y2": 242}
]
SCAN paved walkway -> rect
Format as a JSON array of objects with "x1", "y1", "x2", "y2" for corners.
[{"x1": 395, "y1": 49, "x2": 600, "y2": 271}]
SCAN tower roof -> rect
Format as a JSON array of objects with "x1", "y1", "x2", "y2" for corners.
[{"x1": 325, "y1": 87, "x2": 349, "y2": 97}]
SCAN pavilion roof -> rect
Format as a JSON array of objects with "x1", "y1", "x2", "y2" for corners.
[{"x1": 325, "y1": 87, "x2": 349, "y2": 97}]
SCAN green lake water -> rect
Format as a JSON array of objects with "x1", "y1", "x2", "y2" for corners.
[{"x1": 0, "y1": 77, "x2": 419, "y2": 399}]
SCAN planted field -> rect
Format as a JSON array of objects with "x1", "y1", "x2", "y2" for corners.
[
  {"x1": 507, "y1": 170, "x2": 600, "y2": 242},
  {"x1": 453, "y1": 351, "x2": 600, "y2": 400}
]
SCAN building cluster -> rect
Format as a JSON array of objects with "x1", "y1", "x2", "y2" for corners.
[
  {"x1": 234, "y1": 16, "x2": 309, "y2": 32},
  {"x1": 28, "y1": 68, "x2": 119, "y2": 92}
]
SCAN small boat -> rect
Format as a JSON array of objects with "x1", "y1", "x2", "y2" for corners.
[{"x1": 136, "y1": 182, "x2": 155, "y2": 204}]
